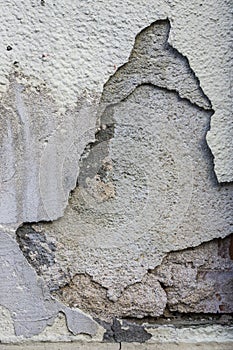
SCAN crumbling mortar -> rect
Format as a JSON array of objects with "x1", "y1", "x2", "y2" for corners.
[
  {"x1": 99, "y1": 312, "x2": 233, "y2": 343},
  {"x1": 120, "y1": 313, "x2": 233, "y2": 327}
]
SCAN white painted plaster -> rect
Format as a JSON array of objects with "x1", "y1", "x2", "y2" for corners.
[{"x1": 0, "y1": 0, "x2": 231, "y2": 180}]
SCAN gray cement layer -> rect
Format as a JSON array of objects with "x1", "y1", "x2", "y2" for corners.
[
  {"x1": 0, "y1": 6, "x2": 232, "y2": 342},
  {"x1": 40, "y1": 84, "x2": 232, "y2": 300},
  {"x1": 0, "y1": 77, "x2": 96, "y2": 224},
  {"x1": 23, "y1": 21, "x2": 232, "y2": 304}
]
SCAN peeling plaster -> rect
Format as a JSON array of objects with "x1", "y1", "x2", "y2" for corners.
[
  {"x1": 0, "y1": 0, "x2": 231, "y2": 181},
  {"x1": 0, "y1": 75, "x2": 96, "y2": 224},
  {"x1": 50, "y1": 235, "x2": 233, "y2": 321},
  {"x1": 0, "y1": 3, "x2": 232, "y2": 341},
  {"x1": 100, "y1": 20, "x2": 211, "y2": 111},
  {"x1": 32, "y1": 21, "x2": 232, "y2": 300},
  {"x1": 0, "y1": 230, "x2": 99, "y2": 338}
]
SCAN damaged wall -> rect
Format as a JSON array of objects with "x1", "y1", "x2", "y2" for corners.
[{"x1": 0, "y1": 0, "x2": 232, "y2": 346}]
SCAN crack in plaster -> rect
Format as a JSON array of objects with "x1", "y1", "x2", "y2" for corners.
[
  {"x1": 35, "y1": 20, "x2": 232, "y2": 302},
  {"x1": 0, "y1": 1, "x2": 231, "y2": 182},
  {"x1": 9, "y1": 21, "x2": 231, "y2": 306},
  {"x1": 99, "y1": 19, "x2": 212, "y2": 112},
  {"x1": 0, "y1": 18, "x2": 232, "y2": 339}
]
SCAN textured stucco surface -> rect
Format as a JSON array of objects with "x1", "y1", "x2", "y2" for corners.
[
  {"x1": 0, "y1": 0, "x2": 233, "y2": 181},
  {"x1": 0, "y1": 0, "x2": 232, "y2": 181},
  {"x1": 0, "y1": 0, "x2": 232, "y2": 344}
]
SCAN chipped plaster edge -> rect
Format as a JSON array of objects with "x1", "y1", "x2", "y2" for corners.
[
  {"x1": 0, "y1": 310, "x2": 105, "y2": 344},
  {"x1": 1, "y1": 315, "x2": 232, "y2": 345}
]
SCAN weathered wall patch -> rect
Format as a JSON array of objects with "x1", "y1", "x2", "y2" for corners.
[{"x1": 0, "y1": 2, "x2": 232, "y2": 344}]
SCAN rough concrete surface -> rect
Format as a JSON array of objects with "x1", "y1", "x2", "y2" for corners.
[
  {"x1": 0, "y1": 0, "x2": 232, "y2": 345},
  {"x1": 55, "y1": 273, "x2": 167, "y2": 321},
  {"x1": 121, "y1": 344, "x2": 233, "y2": 350},
  {"x1": 146, "y1": 324, "x2": 233, "y2": 344},
  {"x1": 0, "y1": 322, "x2": 232, "y2": 347},
  {"x1": 51, "y1": 235, "x2": 233, "y2": 320},
  {"x1": 156, "y1": 235, "x2": 233, "y2": 314},
  {"x1": 0, "y1": 344, "x2": 119, "y2": 350},
  {"x1": 37, "y1": 72, "x2": 232, "y2": 299}
]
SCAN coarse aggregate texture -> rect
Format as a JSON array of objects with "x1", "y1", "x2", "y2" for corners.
[
  {"x1": 37, "y1": 75, "x2": 232, "y2": 300},
  {"x1": 0, "y1": 0, "x2": 231, "y2": 181},
  {"x1": 0, "y1": 1, "x2": 232, "y2": 343},
  {"x1": 156, "y1": 234, "x2": 233, "y2": 314},
  {"x1": 50, "y1": 235, "x2": 233, "y2": 320},
  {"x1": 54, "y1": 273, "x2": 167, "y2": 321}
]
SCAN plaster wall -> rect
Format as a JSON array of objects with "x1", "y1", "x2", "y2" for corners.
[{"x1": 0, "y1": 0, "x2": 232, "y2": 346}]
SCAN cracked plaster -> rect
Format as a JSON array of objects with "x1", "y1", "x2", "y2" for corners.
[
  {"x1": 51, "y1": 235, "x2": 233, "y2": 321},
  {"x1": 0, "y1": 0, "x2": 232, "y2": 342},
  {"x1": 34, "y1": 20, "x2": 232, "y2": 300},
  {"x1": 0, "y1": 0, "x2": 232, "y2": 181},
  {"x1": 0, "y1": 230, "x2": 99, "y2": 338}
]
